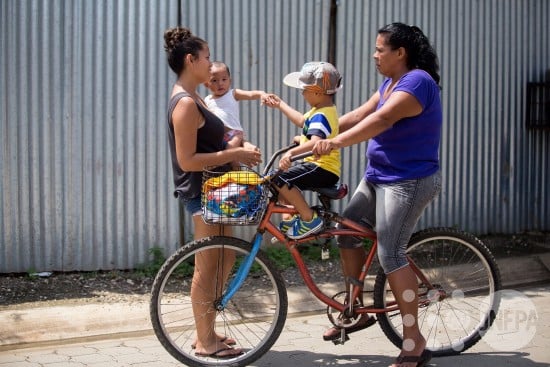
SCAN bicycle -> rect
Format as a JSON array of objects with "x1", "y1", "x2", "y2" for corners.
[{"x1": 150, "y1": 144, "x2": 502, "y2": 367}]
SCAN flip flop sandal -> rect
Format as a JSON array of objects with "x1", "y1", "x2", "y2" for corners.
[
  {"x1": 195, "y1": 347, "x2": 243, "y2": 359},
  {"x1": 323, "y1": 315, "x2": 377, "y2": 341},
  {"x1": 394, "y1": 349, "x2": 432, "y2": 367},
  {"x1": 191, "y1": 336, "x2": 236, "y2": 349}
]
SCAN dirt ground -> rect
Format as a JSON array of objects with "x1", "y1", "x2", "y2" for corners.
[
  {"x1": 0, "y1": 256, "x2": 343, "y2": 309},
  {"x1": 1, "y1": 232, "x2": 548, "y2": 309}
]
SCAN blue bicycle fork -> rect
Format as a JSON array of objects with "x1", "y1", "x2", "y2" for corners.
[{"x1": 218, "y1": 233, "x2": 264, "y2": 309}]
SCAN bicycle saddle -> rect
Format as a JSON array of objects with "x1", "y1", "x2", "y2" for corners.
[{"x1": 313, "y1": 183, "x2": 348, "y2": 200}]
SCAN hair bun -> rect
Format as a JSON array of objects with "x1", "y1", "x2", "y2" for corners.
[{"x1": 164, "y1": 27, "x2": 193, "y2": 52}]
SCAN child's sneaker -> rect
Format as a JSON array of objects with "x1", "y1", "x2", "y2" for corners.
[
  {"x1": 286, "y1": 213, "x2": 323, "y2": 239},
  {"x1": 279, "y1": 215, "x2": 298, "y2": 233}
]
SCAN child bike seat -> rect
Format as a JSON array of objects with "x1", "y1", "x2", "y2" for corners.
[{"x1": 312, "y1": 183, "x2": 348, "y2": 200}]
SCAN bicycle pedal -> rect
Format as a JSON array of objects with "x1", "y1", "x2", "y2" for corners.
[{"x1": 331, "y1": 334, "x2": 350, "y2": 345}]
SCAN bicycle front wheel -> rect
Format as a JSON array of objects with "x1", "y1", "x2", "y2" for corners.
[
  {"x1": 150, "y1": 236, "x2": 288, "y2": 367},
  {"x1": 373, "y1": 227, "x2": 501, "y2": 356}
]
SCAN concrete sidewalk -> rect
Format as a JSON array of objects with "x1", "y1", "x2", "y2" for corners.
[
  {"x1": 1, "y1": 251, "x2": 550, "y2": 350},
  {"x1": 1, "y1": 283, "x2": 549, "y2": 366}
]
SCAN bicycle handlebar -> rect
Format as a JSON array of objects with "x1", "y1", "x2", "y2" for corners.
[
  {"x1": 261, "y1": 143, "x2": 314, "y2": 180},
  {"x1": 262, "y1": 143, "x2": 314, "y2": 174},
  {"x1": 290, "y1": 151, "x2": 314, "y2": 162},
  {"x1": 262, "y1": 142, "x2": 298, "y2": 175}
]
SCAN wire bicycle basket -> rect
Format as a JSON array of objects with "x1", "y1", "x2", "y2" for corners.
[{"x1": 201, "y1": 165, "x2": 269, "y2": 225}]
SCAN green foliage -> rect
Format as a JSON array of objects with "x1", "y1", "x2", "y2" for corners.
[
  {"x1": 81, "y1": 271, "x2": 99, "y2": 279},
  {"x1": 263, "y1": 246, "x2": 296, "y2": 270},
  {"x1": 26, "y1": 268, "x2": 38, "y2": 279},
  {"x1": 135, "y1": 246, "x2": 194, "y2": 278},
  {"x1": 172, "y1": 259, "x2": 194, "y2": 277},
  {"x1": 264, "y1": 237, "x2": 372, "y2": 269},
  {"x1": 135, "y1": 246, "x2": 166, "y2": 277},
  {"x1": 264, "y1": 242, "x2": 341, "y2": 270},
  {"x1": 134, "y1": 237, "x2": 372, "y2": 278},
  {"x1": 363, "y1": 238, "x2": 374, "y2": 252}
]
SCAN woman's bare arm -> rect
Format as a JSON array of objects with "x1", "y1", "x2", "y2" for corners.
[
  {"x1": 172, "y1": 97, "x2": 261, "y2": 170},
  {"x1": 313, "y1": 91, "x2": 422, "y2": 155},
  {"x1": 338, "y1": 91, "x2": 380, "y2": 133}
]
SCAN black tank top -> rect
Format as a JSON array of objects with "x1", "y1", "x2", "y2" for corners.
[{"x1": 167, "y1": 92, "x2": 226, "y2": 200}]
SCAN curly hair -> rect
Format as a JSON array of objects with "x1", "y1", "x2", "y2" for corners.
[
  {"x1": 163, "y1": 27, "x2": 207, "y2": 75},
  {"x1": 378, "y1": 23, "x2": 440, "y2": 85}
]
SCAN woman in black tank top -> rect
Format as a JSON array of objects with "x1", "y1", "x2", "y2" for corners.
[{"x1": 164, "y1": 27, "x2": 262, "y2": 358}]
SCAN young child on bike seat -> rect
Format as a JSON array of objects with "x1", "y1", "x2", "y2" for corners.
[{"x1": 265, "y1": 61, "x2": 342, "y2": 239}]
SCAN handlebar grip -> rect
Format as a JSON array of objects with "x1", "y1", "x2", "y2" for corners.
[
  {"x1": 290, "y1": 151, "x2": 313, "y2": 162},
  {"x1": 262, "y1": 150, "x2": 313, "y2": 181},
  {"x1": 262, "y1": 142, "x2": 300, "y2": 175}
]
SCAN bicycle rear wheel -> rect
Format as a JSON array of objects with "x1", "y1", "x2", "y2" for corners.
[
  {"x1": 150, "y1": 236, "x2": 288, "y2": 367},
  {"x1": 373, "y1": 227, "x2": 501, "y2": 356}
]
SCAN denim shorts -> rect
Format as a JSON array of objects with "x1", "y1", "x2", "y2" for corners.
[
  {"x1": 337, "y1": 171, "x2": 441, "y2": 274},
  {"x1": 180, "y1": 196, "x2": 202, "y2": 216}
]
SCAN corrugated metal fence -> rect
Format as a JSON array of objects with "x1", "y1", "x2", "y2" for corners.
[
  {"x1": 1, "y1": 0, "x2": 549, "y2": 272},
  {"x1": 336, "y1": 0, "x2": 550, "y2": 232}
]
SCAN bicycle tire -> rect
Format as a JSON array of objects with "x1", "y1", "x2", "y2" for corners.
[
  {"x1": 150, "y1": 236, "x2": 288, "y2": 367},
  {"x1": 373, "y1": 227, "x2": 501, "y2": 357}
]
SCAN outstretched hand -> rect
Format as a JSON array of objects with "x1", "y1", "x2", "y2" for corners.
[{"x1": 261, "y1": 94, "x2": 281, "y2": 108}]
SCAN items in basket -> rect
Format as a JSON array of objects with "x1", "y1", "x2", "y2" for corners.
[{"x1": 205, "y1": 182, "x2": 263, "y2": 219}]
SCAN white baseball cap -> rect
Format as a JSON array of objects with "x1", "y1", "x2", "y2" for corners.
[{"x1": 283, "y1": 61, "x2": 342, "y2": 94}]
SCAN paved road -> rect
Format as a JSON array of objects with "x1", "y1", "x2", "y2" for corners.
[{"x1": 1, "y1": 283, "x2": 549, "y2": 367}]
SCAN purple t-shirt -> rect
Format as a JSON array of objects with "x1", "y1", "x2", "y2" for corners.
[{"x1": 365, "y1": 69, "x2": 442, "y2": 183}]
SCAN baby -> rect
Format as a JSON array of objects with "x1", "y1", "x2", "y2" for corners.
[{"x1": 204, "y1": 61, "x2": 275, "y2": 150}]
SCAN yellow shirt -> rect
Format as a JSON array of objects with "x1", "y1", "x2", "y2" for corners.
[{"x1": 300, "y1": 105, "x2": 340, "y2": 177}]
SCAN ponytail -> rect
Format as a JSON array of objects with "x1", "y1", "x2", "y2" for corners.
[{"x1": 378, "y1": 23, "x2": 440, "y2": 85}]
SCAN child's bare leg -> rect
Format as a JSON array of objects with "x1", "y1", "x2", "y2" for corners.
[
  {"x1": 224, "y1": 131, "x2": 244, "y2": 169},
  {"x1": 277, "y1": 185, "x2": 313, "y2": 221},
  {"x1": 225, "y1": 134, "x2": 243, "y2": 149},
  {"x1": 277, "y1": 197, "x2": 294, "y2": 221}
]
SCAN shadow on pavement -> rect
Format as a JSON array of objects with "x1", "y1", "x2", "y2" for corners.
[{"x1": 254, "y1": 350, "x2": 547, "y2": 367}]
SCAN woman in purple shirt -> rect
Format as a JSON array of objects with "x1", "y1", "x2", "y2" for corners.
[{"x1": 313, "y1": 23, "x2": 441, "y2": 367}]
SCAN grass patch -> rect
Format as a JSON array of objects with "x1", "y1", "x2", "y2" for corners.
[
  {"x1": 135, "y1": 238, "x2": 373, "y2": 277},
  {"x1": 266, "y1": 237, "x2": 372, "y2": 269},
  {"x1": 135, "y1": 247, "x2": 167, "y2": 277}
]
